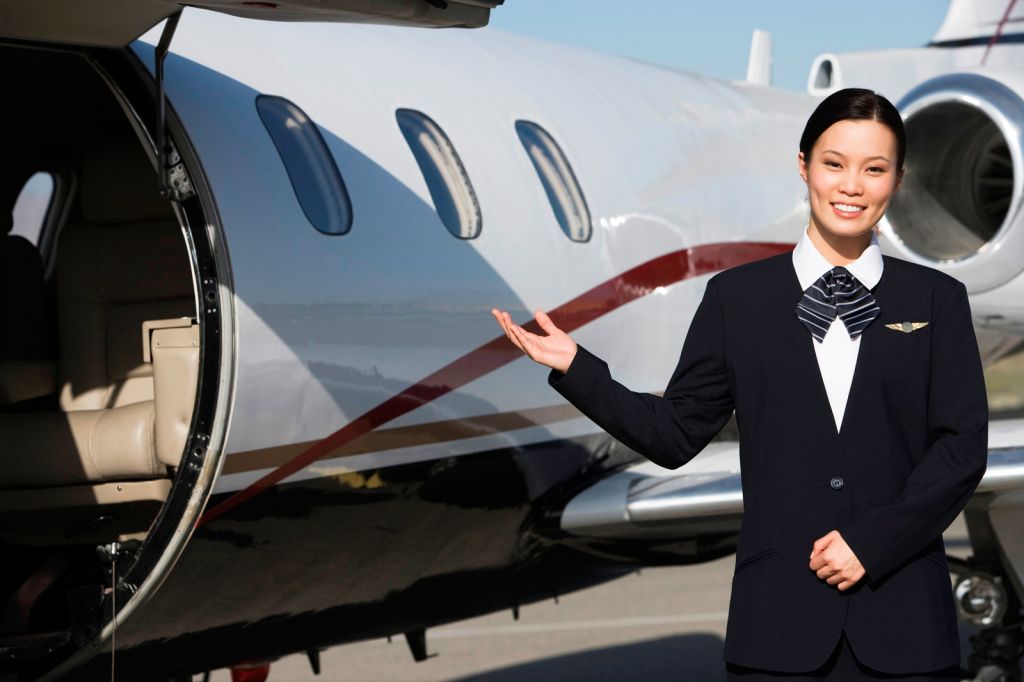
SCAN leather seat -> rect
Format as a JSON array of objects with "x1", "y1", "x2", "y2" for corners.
[{"x1": 0, "y1": 140, "x2": 198, "y2": 493}]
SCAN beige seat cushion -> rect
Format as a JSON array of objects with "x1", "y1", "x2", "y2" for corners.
[
  {"x1": 0, "y1": 321, "x2": 199, "y2": 488},
  {"x1": 57, "y1": 138, "x2": 195, "y2": 412},
  {"x1": 56, "y1": 221, "x2": 195, "y2": 411},
  {"x1": 0, "y1": 400, "x2": 161, "y2": 487},
  {"x1": 0, "y1": 141, "x2": 197, "y2": 491}
]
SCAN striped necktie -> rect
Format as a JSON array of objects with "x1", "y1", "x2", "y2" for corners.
[{"x1": 796, "y1": 266, "x2": 880, "y2": 343}]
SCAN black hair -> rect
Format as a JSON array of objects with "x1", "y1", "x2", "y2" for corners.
[{"x1": 799, "y1": 87, "x2": 906, "y2": 172}]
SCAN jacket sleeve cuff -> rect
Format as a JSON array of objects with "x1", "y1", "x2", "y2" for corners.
[
  {"x1": 836, "y1": 522, "x2": 882, "y2": 586},
  {"x1": 547, "y1": 344, "x2": 607, "y2": 407}
]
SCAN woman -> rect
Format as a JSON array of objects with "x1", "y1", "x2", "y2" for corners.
[{"x1": 491, "y1": 88, "x2": 988, "y2": 680}]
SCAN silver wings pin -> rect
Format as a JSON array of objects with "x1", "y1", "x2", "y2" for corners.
[{"x1": 885, "y1": 321, "x2": 929, "y2": 333}]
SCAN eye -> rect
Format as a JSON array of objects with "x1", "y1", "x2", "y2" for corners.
[
  {"x1": 824, "y1": 160, "x2": 840, "y2": 168},
  {"x1": 868, "y1": 166, "x2": 886, "y2": 173}
]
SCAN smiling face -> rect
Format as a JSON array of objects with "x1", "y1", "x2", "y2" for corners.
[{"x1": 798, "y1": 118, "x2": 903, "y2": 250}]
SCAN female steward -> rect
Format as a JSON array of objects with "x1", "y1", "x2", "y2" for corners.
[{"x1": 492, "y1": 88, "x2": 988, "y2": 680}]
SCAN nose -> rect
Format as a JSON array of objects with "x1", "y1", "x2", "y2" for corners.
[{"x1": 838, "y1": 170, "x2": 863, "y2": 196}]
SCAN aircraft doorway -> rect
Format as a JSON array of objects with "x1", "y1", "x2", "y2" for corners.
[{"x1": 0, "y1": 42, "x2": 229, "y2": 675}]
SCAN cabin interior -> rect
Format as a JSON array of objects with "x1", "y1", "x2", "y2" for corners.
[{"x1": 0, "y1": 44, "x2": 199, "y2": 650}]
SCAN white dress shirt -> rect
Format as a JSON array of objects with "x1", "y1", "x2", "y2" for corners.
[{"x1": 791, "y1": 227, "x2": 883, "y2": 431}]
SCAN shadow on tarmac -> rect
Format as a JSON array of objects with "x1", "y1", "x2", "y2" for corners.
[
  {"x1": 449, "y1": 632, "x2": 727, "y2": 682},
  {"x1": 444, "y1": 623, "x2": 985, "y2": 682}
]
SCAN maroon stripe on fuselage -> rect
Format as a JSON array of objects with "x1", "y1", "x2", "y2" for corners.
[{"x1": 199, "y1": 241, "x2": 794, "y2": 525}]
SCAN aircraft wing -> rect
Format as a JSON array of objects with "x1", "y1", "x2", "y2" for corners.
[
  {"x1": 560, "y1": 441, "x2": 744, "y2": 540},
  {"x1": 0, "y1": 0, "x2": 503, "y2": 47},
  {"x1": 557, "y1": 419, "x2": 1024, "y2": 561}
]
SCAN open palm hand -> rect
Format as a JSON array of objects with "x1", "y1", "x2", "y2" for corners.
[{"x1": 491, "y1": 308, "x2": 578, "y2": 373}]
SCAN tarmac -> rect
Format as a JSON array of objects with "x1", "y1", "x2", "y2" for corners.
[{"x1": 202, "y1": 515, "x2": 976, "y2": 681}]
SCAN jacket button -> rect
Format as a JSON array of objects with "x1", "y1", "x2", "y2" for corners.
[{"x1": 830, "y1": 476, "x2": 845, "y2": 490}]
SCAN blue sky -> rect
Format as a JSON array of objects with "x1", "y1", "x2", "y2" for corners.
[{"x1": 488, "y1": 0, "x2": 951, "y2": 92}]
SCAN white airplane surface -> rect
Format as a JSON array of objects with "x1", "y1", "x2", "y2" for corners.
[{"x1": 0, "y1": 1, "x2": 1022, "y2": 680}]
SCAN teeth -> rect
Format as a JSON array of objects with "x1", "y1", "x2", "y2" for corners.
[{"x1": 834, "y1": 203, "x2": 864, "y2": 213}]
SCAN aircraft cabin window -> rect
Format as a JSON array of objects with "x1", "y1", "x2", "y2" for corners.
[
  {"x1": 255, "y1": 95, "x2": 353, "y2": 235},
  {"x1": 11, "y1": 172, "x2": 55, "y2": 247},
  {"x1": 395, "y1": 109, "x2": 481, "y2": 239},
  {"x1": 515, "y1": 120, "x2": 591, "y2": 242}
]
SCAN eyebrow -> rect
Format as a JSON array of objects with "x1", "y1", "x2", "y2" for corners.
[{"x1": 822, "y1": 149, "x2": 891, "y2": 163}]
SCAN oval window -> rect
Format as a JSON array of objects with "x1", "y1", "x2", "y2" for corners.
[
  {"x1": 515, "y1": 120, "x2": 591, "y2": 242},
  {"x1": 11, "y1": 171, "x2": 55, "y2": 247},
  {"x1": 256, "y1": 95, "x2": 353, "y2": 235},
  {"x1": 396, "y1": 109, "x2": 481, "y2": 239}
]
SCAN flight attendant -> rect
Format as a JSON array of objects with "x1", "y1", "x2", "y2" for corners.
[{"x1": 491, "y1": 88, "x2": 988, "y2": 680}]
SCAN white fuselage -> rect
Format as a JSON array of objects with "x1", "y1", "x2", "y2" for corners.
[{"x1": 139, "y1": 12, "x2": 815, "y2": 494}]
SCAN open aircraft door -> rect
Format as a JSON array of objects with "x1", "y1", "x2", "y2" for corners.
[{"x1": 0, "y1": 2, "x2": 503, "y2": 679}]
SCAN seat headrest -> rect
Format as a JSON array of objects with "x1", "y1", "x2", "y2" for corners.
[{"x1": 79, "y1": 140, "x2": 174, "y2": 224}]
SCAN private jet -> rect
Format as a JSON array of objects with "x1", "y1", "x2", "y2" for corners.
[{"x1": 1, "y1": 0, "x2": 1023, "y2": 679}]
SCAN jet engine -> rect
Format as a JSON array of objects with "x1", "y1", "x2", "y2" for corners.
[{"x1": 879, "y1": 71, "x2": 1024, "y2": 297}]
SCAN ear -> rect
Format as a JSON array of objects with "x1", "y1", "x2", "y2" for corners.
[
  {"x1": 894, "y1": 166, "x2": 904, "y2": 191},
  {"x1": 797, "y1": 151, "x2": 808, "y2": 183}
]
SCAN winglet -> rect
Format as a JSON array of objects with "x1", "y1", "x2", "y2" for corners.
[{"x1": 746, "y1": 29, "x2": 773, "y2": 86}]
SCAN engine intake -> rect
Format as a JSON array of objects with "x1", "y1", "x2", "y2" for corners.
[{"x1": 880, "y1": 71, "x2": 1024, "y2": 292}]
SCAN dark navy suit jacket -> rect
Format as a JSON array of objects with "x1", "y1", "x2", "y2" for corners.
[{"x1": 548, "y1": 252, "x2": 989, "y2": 674}]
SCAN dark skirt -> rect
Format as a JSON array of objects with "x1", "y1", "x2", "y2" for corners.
[{"x1": 725, "y1": 630, "x2": 963, "y2": 681}]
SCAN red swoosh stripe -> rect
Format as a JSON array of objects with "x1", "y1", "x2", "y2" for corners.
[{"x1": 200, "y1": 241, "x2": 794, "y2": 525}]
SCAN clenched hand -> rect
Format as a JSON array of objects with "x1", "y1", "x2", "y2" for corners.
[{"x1": 809, "y1": 530, "x2": 866, "y2": 591}]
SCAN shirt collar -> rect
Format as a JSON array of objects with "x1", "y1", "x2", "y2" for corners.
[{"x1": 792, "y1": 227, "x2": 883, "y2": 291}]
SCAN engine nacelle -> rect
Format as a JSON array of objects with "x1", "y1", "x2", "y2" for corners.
[{"x1": 879, "y1": 70, "x2": 1024, "y2": 295}]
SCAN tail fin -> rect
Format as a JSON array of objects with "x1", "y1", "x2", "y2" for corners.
[{"x1": 930, "y1": 0, "x2": 1023, "y2": 47}]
